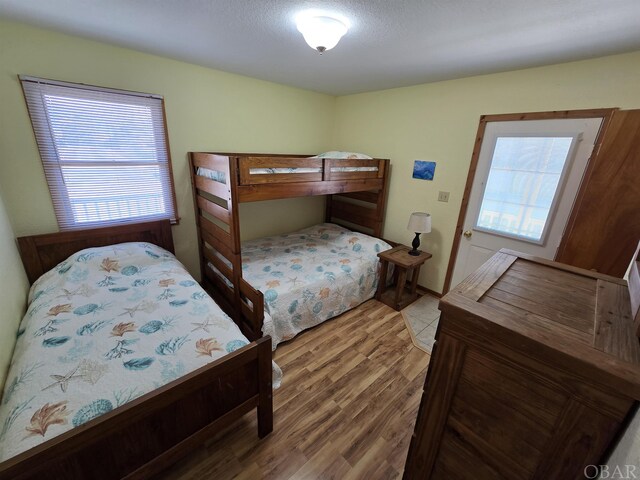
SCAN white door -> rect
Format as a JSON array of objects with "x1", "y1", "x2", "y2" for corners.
[{"x1": 450, "y1": 117, "x2": 603, "y2": 288}]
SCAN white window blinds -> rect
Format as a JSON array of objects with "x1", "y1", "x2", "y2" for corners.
[{"x1": 21, "y1": 76, "x2": 178, "y2": 230}]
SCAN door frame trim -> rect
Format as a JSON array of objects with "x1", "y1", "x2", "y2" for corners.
[{"x1": 442, "y1": 108, "x2": 618, "y2": 294}]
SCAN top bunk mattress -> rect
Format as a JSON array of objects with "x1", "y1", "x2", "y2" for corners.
[
  {"x1": 0, "y1": 242, "x2": 279, "y2": 461},
  {"x1": 241, "y1": 223, "x2": 391, "y2": 348}
]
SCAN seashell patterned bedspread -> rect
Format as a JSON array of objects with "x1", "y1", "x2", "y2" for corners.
[
  {"x1": 0, "y1": 242, "x2": 281, "y2": 461},
  {"x1": 241, "y1": 223, "x2": 391, "y2": 348}
]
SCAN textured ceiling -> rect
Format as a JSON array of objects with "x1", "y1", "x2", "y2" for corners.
[{"x1": 1, "y1": 0, "x2": 639, "y2": 95}]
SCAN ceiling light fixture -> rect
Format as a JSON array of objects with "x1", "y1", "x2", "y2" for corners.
[{"x1": 296, "y1": 15, "x2": 348, "y2": 54}]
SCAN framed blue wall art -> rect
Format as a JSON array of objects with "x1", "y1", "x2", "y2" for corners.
[{"x1": 412, "y1": 160, "x2": 436, "y2": 180}]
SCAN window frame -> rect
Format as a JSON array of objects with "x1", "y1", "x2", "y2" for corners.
[{"x1": 19, "y1": 75, "x2": 179, "y2": 230}]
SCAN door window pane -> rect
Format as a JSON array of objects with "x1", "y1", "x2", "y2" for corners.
[{"x1": 475, "y1": 136, "x2": 574, "y2": 242}]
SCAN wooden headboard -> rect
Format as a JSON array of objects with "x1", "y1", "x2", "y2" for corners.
[{"x1": 17, "y1": 220, "x2": 174, "y2": 284}]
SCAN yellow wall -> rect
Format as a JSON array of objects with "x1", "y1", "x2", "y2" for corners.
[
  {"x1": 333, "y1": 51, "x2": 640, "y2": 293},
  {"x1": 0, "y1": 20, "x2": 333, "y2": 277},
  {"x1": 0, "y1": 190, "x2": 30, "y2": 389}
]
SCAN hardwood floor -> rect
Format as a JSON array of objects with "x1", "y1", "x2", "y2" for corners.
[{"x1": 159, "y1": 299, "x2": 430, "y2": 479}]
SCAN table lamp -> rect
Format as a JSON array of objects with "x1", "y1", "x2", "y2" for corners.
[{"x1": 407, "y1": 212, "x2": 431, "y2": 256}]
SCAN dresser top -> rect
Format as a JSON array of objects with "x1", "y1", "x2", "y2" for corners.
[{"x1": 440, "y1": 249, "x2": 640, "y2": 398}]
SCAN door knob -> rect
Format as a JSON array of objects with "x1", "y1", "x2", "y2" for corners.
[{"x1": 463, "y1": 230, "x2": 472, "y2": 238}]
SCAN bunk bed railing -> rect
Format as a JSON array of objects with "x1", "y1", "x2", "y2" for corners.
[
  {"x1": 239, "y1": 157, "x2": 324, "y2": 184},
  {"x1": 238, "y1": 156, "x2": 385, "y2": 186},
  {"x1": 324, "y1": 158, "x2": 385, "y2": 181}
]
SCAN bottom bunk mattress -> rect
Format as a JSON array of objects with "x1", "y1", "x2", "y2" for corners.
[
  {"x1": 241, "y1": 223, "x2": 391, "y2": 348},
  {"x1": 0, "y1": 242, "x2": 281, "y2": 462}
]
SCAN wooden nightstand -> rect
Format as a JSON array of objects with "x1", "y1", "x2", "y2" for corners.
[{"x1": 376, "y1": 245, "x2": 432, "y2": 311}]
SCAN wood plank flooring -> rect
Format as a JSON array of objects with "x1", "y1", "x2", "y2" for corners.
[{"x1": 159, "y1": 299, "x2": 430, "y2": 479}]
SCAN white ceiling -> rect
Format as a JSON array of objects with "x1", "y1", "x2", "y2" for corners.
[{"x1": 1, "y1": 0, "x2": 639, "y2": 96}]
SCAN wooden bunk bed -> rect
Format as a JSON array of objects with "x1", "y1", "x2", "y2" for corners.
[
  {"x1": 189, "y1": 152, "x2": 390, "y2": 341},
  {"x1": 0, "y1": 220, "x2": 272, "y2": 480}
]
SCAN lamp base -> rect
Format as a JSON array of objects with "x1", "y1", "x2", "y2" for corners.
[{"x1": 409, "y1": 232, "x2": 421, "y2": 256}]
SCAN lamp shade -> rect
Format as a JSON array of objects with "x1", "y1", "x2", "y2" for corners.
[
  {"x1": 296, "y1": 15, "x2": 348, "y2": 53},
  {"x1": 407, "y1": 212, "x2": 431, "y2": 233}
]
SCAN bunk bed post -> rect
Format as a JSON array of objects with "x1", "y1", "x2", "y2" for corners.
[
  {"x1": 256, "y1": 336, "x2": 274, "y2": 438},
  {"x1": 374, "y1": 159, "x2": 390, "y2": 238},
  {"x1": 323, "y1": 158, "x2": 332, "y2": 181},
  {"x1": 227, "y1": 156, "x2": 244, "y2": 327},
  {"x1": 189, "y1": 155, "x2": 207, "y2": 286},
  {"x1": 325, "y1": 196, "x2": 333, "y2": 224},
  {"x1": 323, "y1": 158, "x2": 333, "y2": 224}
]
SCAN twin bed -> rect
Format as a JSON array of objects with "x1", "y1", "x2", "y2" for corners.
[
  {"x1": 242, "y1": 223, "x2": 390, "y2": 348},
  {"x1": 0, "y1": 222, "x2": 273, "y2": 480},
  {"x1": 0, "y1": 151, "x2": 391, "y2": 479}
]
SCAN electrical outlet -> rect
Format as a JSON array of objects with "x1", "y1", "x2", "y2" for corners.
[{"x1": 438, "y1": 191, "x2": 450, "y2": 202}]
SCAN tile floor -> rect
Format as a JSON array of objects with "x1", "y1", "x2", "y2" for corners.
[{"x1": 401, "y1": 293, "x2": 441, "y2": 353}]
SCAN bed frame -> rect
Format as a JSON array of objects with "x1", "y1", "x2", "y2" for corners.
[
  {"x1": 189, "y1": 152, "x2": 390, "y2": 341},
  {"x1": 1, "y1": 220, "x2": 273, "y2": 480}
]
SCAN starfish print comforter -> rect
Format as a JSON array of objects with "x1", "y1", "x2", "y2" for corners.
[
  {"x1": 241, "y1": 223, "x2": 391, "y2": 348},
  {"x1": 0, "y1": 242, "x2": 281, "y2": 461}
]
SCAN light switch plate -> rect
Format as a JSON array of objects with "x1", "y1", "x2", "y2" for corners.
[{"x1": 438, "y1": 191, "x2": 450, "y2": 202}]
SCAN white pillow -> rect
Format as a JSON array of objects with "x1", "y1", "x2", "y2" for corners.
[{"x1": 313, "y1": 151, "x2": 373, "y2": 159}]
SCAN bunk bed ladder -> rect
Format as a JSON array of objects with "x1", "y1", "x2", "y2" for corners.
[{"x1": 189, "y1": 153, "x2": 264, "y2": 340}]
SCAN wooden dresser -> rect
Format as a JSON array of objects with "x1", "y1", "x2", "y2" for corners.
[{"x1": 403, "y1": 248, "x2": 640, "y2": 480}]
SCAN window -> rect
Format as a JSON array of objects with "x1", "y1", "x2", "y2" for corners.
[
  {"x1": 21, "y1": 76, "x2": 178, "y2": 230},
  {"x1": 475, "y1": 135, "x2": 576, "y2": 243}
]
